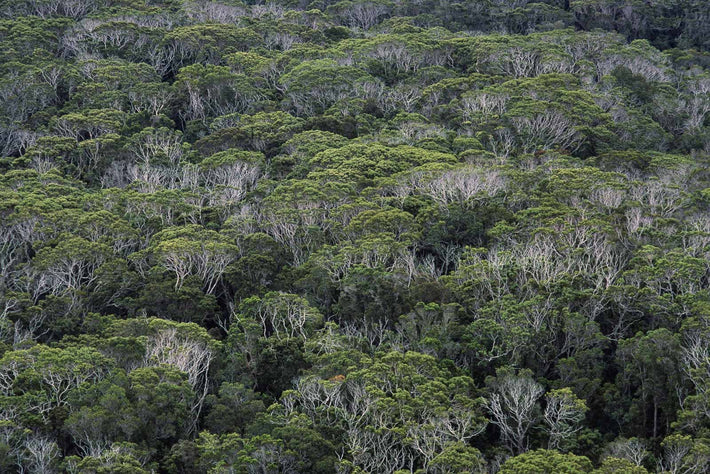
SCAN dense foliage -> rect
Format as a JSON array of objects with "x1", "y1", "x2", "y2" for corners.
[{"x1": 0, "y1": 0, "x2": 709, "y2": 472}]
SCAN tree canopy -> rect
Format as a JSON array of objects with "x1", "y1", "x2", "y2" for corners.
[{"x1": 0, "y1": 0, "x2": 709, "y2": 472}]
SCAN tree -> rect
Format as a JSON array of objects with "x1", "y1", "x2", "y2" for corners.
[
  {"x1": 592, "y1": 457, "x2": 648, "y2": 474},
  {"x1": 486, "y1": 368, "x2": 544, "y2": 454},
  {"x1": 226, "y1": 111, "x2": 304, "y2": 153},
  {"x1": 64, "y1": 376, "x2": 138, "y2": 456},
  {"x1": 175, "y1": 64, "x2": 263, "y2": 123},
  {"x1": 141, "y1": 319, "x2": 218, "y2": 433},
  {"x1": 428, "y1": 442, "x2": 487, "y2": 474},
  {"x1": 0, "y1": 345, "x2": 112, "y2": 422},
  {"x1": 280, "y1": 59, "x2": 380, "y2": 115},
  {"x1": 236, "y1": 292, "x2": 323, "y2": 341},
  {"x1": 64, "y1": 442, "x2": 153, "y2": 474},
  {"x1": 499, "y1": 449, "x2": 593, "y2": 474},
  {"x1": 544, "y1": 388, "x2": 588, "y2": 451},
  {"x1": 329, "y1": 0, "x2": 393, "y2": 30},
  {"x1": 194, "y1": 432, "x2": 298, "y2": 474},
  {"x1": 102, "y1": 318, "x2": 219, "y2": 435},
  {"x1": 127, "y1": 127, "x2": 186, "y2": 168},
  {"x1": 162, "y1": 24, "x2": 262, "y2": 70},
  {"x1": 200, "y1": 149, "x2": 264, "y2": 220},
  {"x1": 203, "y1": 382, "x2": 266, "y2": 435},
  {"x1": 140, "y1": 225, "x2": 239, "y2": 294},
  {"x1": 21, "y1": 434, "x2": 59, "y2": 474},
  {"x1": 128, "y1": 366, "x2": 193, "y2": 444},
  {"x1": 603, "y1": 438, "x2": 648, "y2": 467},
  {"x1": 52, "y1": 109, "x2": 125, "y2": 141},
  {"x1": 660, "y1": 434, "x2": 710, "y2": 474},
  {"x1": 616, "y1": 329, "x2": 681, "y2": 439},
  {"x1": 285, "y1": 350, "x2": 486, "y2": 472}
]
